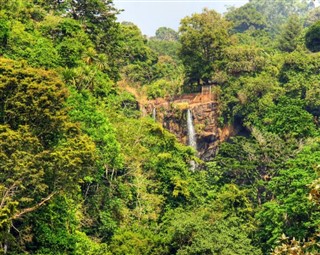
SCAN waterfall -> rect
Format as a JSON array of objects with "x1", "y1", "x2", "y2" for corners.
[
  {"x1": 187, "y1": 109, "x2": 197, "y2": 171},
  {"x1": 187, "y1": 109, "x2": 197, "y2": 149},
  {"x1": 152, "y1": 107, "x2": 156, "y2": 120}
]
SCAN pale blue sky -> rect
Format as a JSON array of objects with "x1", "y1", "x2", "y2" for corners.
[{"x1": 113, "y1": 0, "x2": 249, "y2": 36}]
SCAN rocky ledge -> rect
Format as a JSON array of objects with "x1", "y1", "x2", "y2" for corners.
[{"x1": 143, "y1": 93, "x2": 221, "y2": 161}]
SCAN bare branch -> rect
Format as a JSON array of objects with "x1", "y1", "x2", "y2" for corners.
[
  {"x1": 11, "y1": 192, "x2": 57, "y2": 220},
  {"x1": 0, "y1": 180, "x2": 21, "y2": 209}
]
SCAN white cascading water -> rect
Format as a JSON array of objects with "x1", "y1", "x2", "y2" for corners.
[
  {"x1": 187, "y1": 109, "x2": 197, "y2": 171},
  {"x1": 152, "y1": 107, "x2": 156, "y2": 120},
  {"x1": 187, "y1": 109, "x2": 197, "y2": 149}
]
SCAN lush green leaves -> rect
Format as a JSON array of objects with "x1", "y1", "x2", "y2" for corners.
[
  {"x1": 160, "y1": 207, "x2": 261, "y2": 255},
  {"x1": 226, "y1": 3, "x2": 267, "y2": 33},
  {"x1": 179, "y1": 8, "x2": 231, "y2": 85},
  {"x1": 256, "y1": 141, "x2": 320, "y2": 252},
  {"x1": 1, "y1": 1, "x2": 320, "y2": 254},
  {"x1": 305, "y1": 20, "x2": 320, "y2": 52},
  {"x1": 277, "y1": 15, "x2": 303, "y2": 52}
]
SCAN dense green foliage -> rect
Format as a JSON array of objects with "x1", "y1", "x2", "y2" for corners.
[
  {"x1": 179, "y1": 9, "x2": 231, "y2": 86},
  {"x1": 0, "y1": 0, "x2": 320, "y2": 254},
  {"x1": 277, "y1": 15, "x2": 303, "y2": 52},
  {"x1": 305, "y1": 20, "x2": 320, "y2": 52}
]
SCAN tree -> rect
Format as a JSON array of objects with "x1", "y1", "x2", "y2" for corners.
[
  {"x1": 226, "y1": 3, "x2": 267, "y2": 33},
  {"x1": 224, "y1": 45, "x2": 266, "y2": 76},
  {"x1": 119, "y1": 22, "x2": 155, "y2": 65},
  {"x1": 68, "y1": 0, "x2": 122, "y2": 80},
  {"x1": 32, "y1": 0, "x2": 70, "y2": 14},
  {"x1": 0, "y1": 58, "x2": 97, "y2": 253},
  {"x1": 29, "y1": 38, "x2": 60, "y2": 68},
  {"x1": 304, "y1": 6, "x2": 320, "y2": 27},
  {"x1": 154, "y1": 27, "x2": 179, "y2": 41},
  {"x1": 160, "y1": 207, "x2": 261, "y2": 255},
  {"x1": 278, "y1": 50, "x2": 320, "y2": 117},
  {"x1": 305, "y1": 20, "x2": 320, "y2": 52},
  {"x1": 179, "y1": 8, "x2": 231, "y2": 86},
  {"x1": 259, "y1": 97, "x2": 317, "y2": 139},
  {"x1": 278, "y1": 15, "x2": 303, "y2": 52},
  {"x1": 247, "y1": 0, "x2": 313, "y2": 34},
  {"x1": 256, "y1": 141, "x2": 320, "y2": 253},
  {"x1": 148, "y1": 39, "x2": 181, "y2": 60},
  {"x1": 148, "y1": 27, "x2": 180, "y2": 60},
  {"x1": 0, "y1": 18, "x2": 9, "y2": 53}
]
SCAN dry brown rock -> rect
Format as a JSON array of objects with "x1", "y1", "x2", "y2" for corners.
[{"x1": 143, "y1": 93, "x2": 221, "y2": 161}]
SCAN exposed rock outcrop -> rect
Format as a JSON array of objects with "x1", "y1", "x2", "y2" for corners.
[{"x1": 143, "y1": 92, "x2": 221, "y2": 161}]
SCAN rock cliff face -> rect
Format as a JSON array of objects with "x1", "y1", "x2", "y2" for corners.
[{"x1": 144, "y1": 92, "x2": 221, "y2": 161}]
